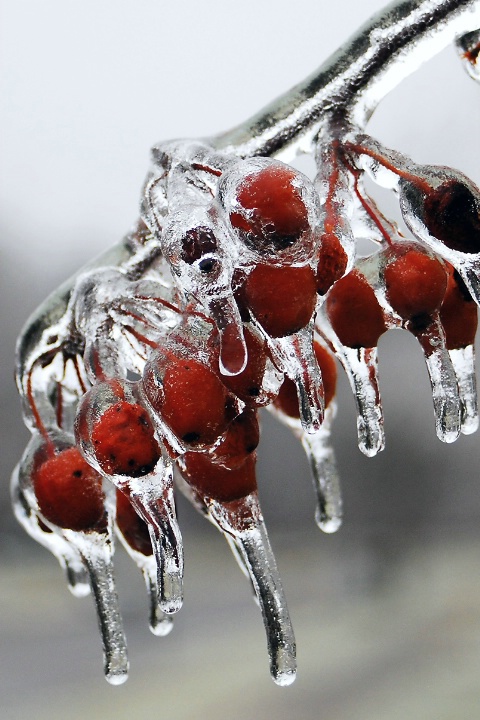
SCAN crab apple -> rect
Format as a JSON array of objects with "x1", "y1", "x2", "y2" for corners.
[
  {"x1": 143, "y1": 354, "x2": 230, "y2": 447},
  {"x1": 116, "y1": 490, "x2": 153, "y2": 557},
  {"x1": 274, "y1": 342, "x2": 337, "y2": 419},
  {"x1": 180, "y1": 451, "x2": 257, "y2": 502},
  {"x1": 32, "y1": 447, "x2": 106, "y2": 532},
  {"x1": 180, "y1": 226, "x2": 218, "y2": 265},
  {"x1": 211, "y1": 408, "x2": 260, "y2": 470},
  {"x1": 326, "y1": 269, "x2": 386, "y2": 348},
  {"x1": 440, "y1": 267, "x2": 478, "y2": 349},
  {"x1": 229, "y1": 163, "x2": 310, "y2": 254},
  {"x1": 243, "y1": 263, "x2": 317, "y2": 337},
  {"x1": 91, "y1": 401, "x2": 161, "y2": 477},
  {"x1": 422, "y1": 179, "x2": 480, "y2": 254},
  {"x1": 384, "y1": 247, "x2": 447, "y2": 330},
  {"x1": 315, "y1": 232, "x2": 349, "y2": 295}
]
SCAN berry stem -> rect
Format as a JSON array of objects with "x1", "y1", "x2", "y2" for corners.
[{"x1": 212, "y1": 0, "x2": 480, "y2": 158}]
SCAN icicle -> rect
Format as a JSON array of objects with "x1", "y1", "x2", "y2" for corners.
[
  {"x1": 208, "y1": 494, "x2": 296, "y2": 686},
  {"x1": 300, "y1": 407, "x2": 342, "y2": 533},
  {"x1": 448, "y1": 345, "x2": 478, "y2": 435},
  {"x1": 341, "y1": 345, "x2": 384, "y2": 457},
  {"x1": 115, "y1": 490, "x2": 174, "y2": 636},
  {"x1": 270, "y1": 321, "x2": 324, "y2": 434},
  {"x1": 63, "y1": 526, "x2": 129, "y2": 684},
  {"x1": 142, "y1": 560, "x2": 175, "y2": 636},
  {"x1": 128, "y1": 483, "x2": 183, "y2": 615},
  {"x1": 269, "y1": 400, "x2": 342, "y2": 533},
  {"x1": 414, "y1": 317, "x2": 461, "y2": 443}
]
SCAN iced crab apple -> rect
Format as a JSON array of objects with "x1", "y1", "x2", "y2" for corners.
[
  {"x1": 17, "y1": 434, "x2": 129, "y2": 685},
  {"x1": 76, "y1": 378, "x2": 184, "y2": 615},
  {"x1": 32, "y1": 445, "x2": 107, "y2": 533},
  {"x1": 13, "y1": 0, "x2": 480, "y2": 690}
]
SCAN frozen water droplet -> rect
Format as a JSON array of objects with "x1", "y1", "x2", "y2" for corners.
[{"x1": 208, "y1": 295, "x2": 247, "y2": 375}]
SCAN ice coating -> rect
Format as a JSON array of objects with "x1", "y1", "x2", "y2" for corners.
[
  {"x1": 75, "y1": 378, "x2": 184, "y2": 614},
  {"x1": 269, "y1": 323, "x2": 325, "y2": 434},
  {"x1": 115, "y1": 491, "x2": 174, "y2": 636},
  {"x1": 160, "y1": 204, "x2": 247, "y2": 376},
  {"x1": 449, "y1": 346, "x2": 478, "y2": 434},
  {"x1": 17, "y1": 431, "x2": 128, "y2": 684},
  {"x1": 314, "y1": 136, "x2": 356, "y2": 281},
  {"x1": 271, "y1": 399, "x2": 343, "y2": 533},
  {"x1": 344, "y1": 133, "x2": 480, "y2": 307},
  {"x1": 206, "y1": 493, "x2": 297, "y2": 686},
  {"x1": 65, "y1": 526, "x2": 129, "y2": 685},
  {"x1": 219, "y1": 157, "x2": 320, "y2": 264},
  {"x1": 12, "y1": 0, "x2": 480, "y2": 688},
  {"x1": 456, "y1": 29, "x2": 480, "y2": 81},
  {"x1": 11, "y1": 462, "x2": 90, "y2": 597}
]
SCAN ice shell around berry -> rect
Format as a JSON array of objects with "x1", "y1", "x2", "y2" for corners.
[{"x1": 219, "y1": 157, "x2": 320, "y2": 265}]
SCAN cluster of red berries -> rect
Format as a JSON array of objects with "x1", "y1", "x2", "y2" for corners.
[{"x1": 15, "y1": 135, "x2": 480, "y2": 685}]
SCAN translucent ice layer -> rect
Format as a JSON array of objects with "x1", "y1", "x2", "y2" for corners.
[{"x1": 12, "y1": 0, "x2": 480, "y2": 688}]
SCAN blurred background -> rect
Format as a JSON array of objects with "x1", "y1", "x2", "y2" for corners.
[{"x1": 1, "y1": 1, "x2": 480, "y2": 718}]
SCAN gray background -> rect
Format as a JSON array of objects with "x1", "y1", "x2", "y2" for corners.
[{"x1": 1, "y1": 1, "x2": 480, "y2": 718}]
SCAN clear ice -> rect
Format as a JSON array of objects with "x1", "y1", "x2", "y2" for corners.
[{"x1": 12, "y1": 0, "x2": 480, "y2": 687}]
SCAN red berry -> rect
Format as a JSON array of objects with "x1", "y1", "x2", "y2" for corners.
[
  {"x1": 91, "y1": 401, "x2": 161, "y2": 477},
  {"x1": 422, "y1": 180, "x2": 480, "y2": 254},
  {"x1": 384, "y1": 248, "x2": 447, "y2": 328},
  {"x1": 230, "y1": 164, "x2": 310, "y2": 254},
  {"x1": 144, "y1": 355, "x2": 230, "y2": 446},
  {"x1": 32, "y1": 447, "x2": 106, "y2": 532},
  {"x1": 220, "y1": 327, "x2": 269, "y2": 405},
  {"x1": 116, "y1": 490, "x2": 153, "y2": 557},
  {"x1": 440, "y1": 267, "x2": 478, "y2": 349},
  {"x1": 326, "y1": 270, "x2": 386, "y2": 348},
  {"x1": 211, "y1": 408, "x2": 260, "y2": 470},
  {"x1": 244, "y1": 264, "x2": 317, "y2": 337},
  {"x1": 274, "y1": 342, "x2": 337, "y2": 418},
  {"x1": 181, "y1": 452, "x2": 257, "y2": 502},
  {"x1": 180, "y1": 226, "x2": 217, "y2": 264},
  {"x1": 316, "y1": 232, "x2": 348, "y2": 295}
]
